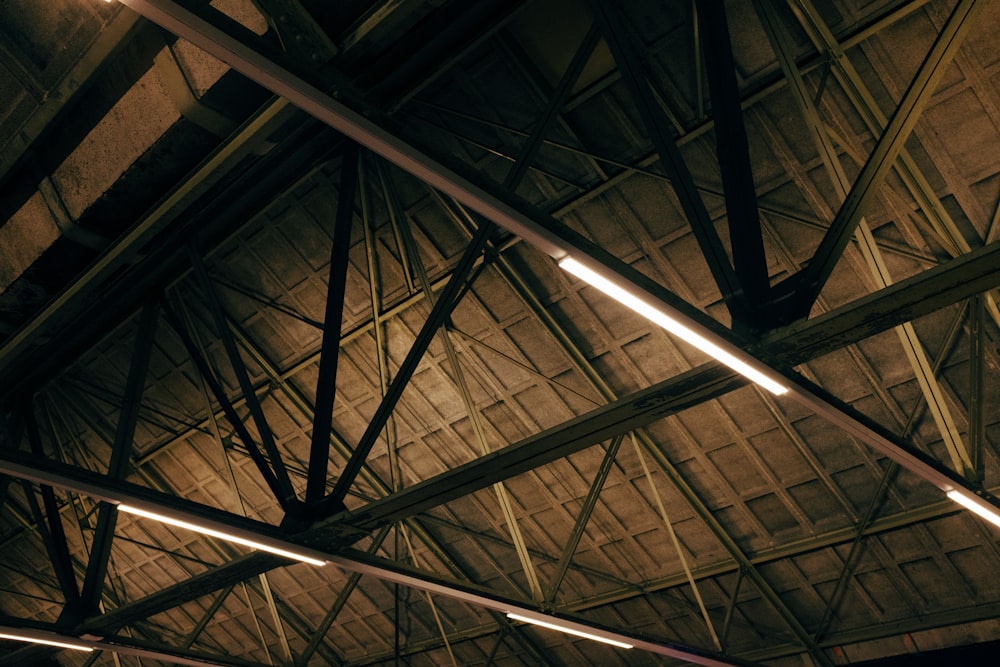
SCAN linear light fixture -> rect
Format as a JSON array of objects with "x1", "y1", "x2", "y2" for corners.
[
  {"x1": 946, "y1": 490, "x2": 1000, "y2": 528},
  {"x1": 506, "y1": 612, "x2": 634, "y2": 649},
  {"x1": 559, "y1": 257, "x2": 789, "y2": 395},
  {"x1": 0, "y1": 631, "x2": 94, "y2": 652},
  {"x1": 117, "y1": 504, "x2": 328, "y2": 567}
]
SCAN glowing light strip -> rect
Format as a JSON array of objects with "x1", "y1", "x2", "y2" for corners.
[
  {"x1": 559, "y1": 258, "x2": 788, "y2": 395},
  {"x1": 0, "y1": 632, "x2": 93, "y2": 652},
  {"x1": 117, "y1": 505, "x2": 327, "y2": 566},
  {"x1": 947, "y1": 490, "x2": 1000, "y2": 529},
  {"x1": 506, "y1": 612, "x2": 633, "y2": 649}
]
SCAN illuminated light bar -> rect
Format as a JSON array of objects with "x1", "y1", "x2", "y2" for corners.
[
  {"x1": 0, "y1": 631, "x2": 94, "y2": 652},
  {"x1": 117, "y1": 505, "x2": 327, "y2": 567},
  {"x1": 559, "y1": 257, "x2": 789, "y2": 395},
  {"x1": 506, "y1": 612, "x2": 633, "y2": 649},
  {"x1": 947, "y1": 490, "x2": 1000, "y2": 529}
]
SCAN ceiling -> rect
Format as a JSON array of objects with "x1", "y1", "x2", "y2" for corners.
[{"x1": 1, "y1": 0, "x2": 1000, "y2": 665}]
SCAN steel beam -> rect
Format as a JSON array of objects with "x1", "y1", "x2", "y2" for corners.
[
  {"x1": 0, "y1": 448, "x2": 751, "y2": 666},
  {"x1": 4, "y1": 438, "x2": 992, "y2": 664},
  {"x1": 188, "y1": 249, "x2": 298, "y2": 510},
  {"x1": 3, "y1": 237, "x2": 996, "y2": 645},
  {"x1": 79, "y1": 301, "x2": 158, "y2": 617},
  {"x1": 115, "y1": 0, "x2": 789, "y2": 402},
  {"x1": 306, "y1": 145, "x2": 359, "y2": 506},
  {"x1": 502, "y1": 24, "x2": 600, "y2": 190},
  {"x1": 753, "y1": 0, "x2": 973, "y2": 477},
  {"x1": 543, "y1": 434, "x2": 624, "y2": 603},
  {"x1": 330, "y1": 237, "x2": 1000, "y2": 532},
  {"x1": 327, "y1": 221, "x2": 491, "y2": 505},
  {"x1": 698, "y1": 0, "x2": 770, "y2": 314},
  {"x1": 161, "y1": 302, "x2": 292, "y2": 510},
  {"x1": 23, "y1": 402, "x2": 80, "y2": 608},
  {"x1": 589, "y1": 0, "x2": 746, "y2": 321},
  {"x1": 969, "y1": 294, "x2": 985, "y2": 479},
  {"x1": 0, "y1": 619, "x2": 271, "y2": 667},
  {"x1": 296, "y1": 525, "x2": 390, "y2": 666},
  {"x1": 782, "y1": 0, "x2": 984, "y2": 316},
  {"x1": 36, "y1": 4, "x2": 965, "y2": 579},
  {"x1": 230, "y1": 303, "x2": 561, "y2": 666},
  {"x1": 328, "y1": 549, "x2": 756, "y2": 666},
  {"x1": 436, "y1": 192, "x2": 820, "y2": 654}
]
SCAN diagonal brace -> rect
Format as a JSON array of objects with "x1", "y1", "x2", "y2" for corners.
[
  {"x1": 188, "y1": 248, "x2": 298, "y2": 509},
  {"x1": 162, "y1": 301, "x2": 294, "y2": 512},
  {"x1": 79, "y1": 301, "x2": 158, "y2": 616},
  {"x1": 24, "y1": 400, "x2": 81, "y2": 608},
  {"x1": 779, "y1": 0, "x2": 983, "y2": 317},
  {"x1": 590, "y1": 0, "x2": 747, "y2": 321},
  {"x1": 327, "y1": 220, "x2": 493, "y2": 506}
]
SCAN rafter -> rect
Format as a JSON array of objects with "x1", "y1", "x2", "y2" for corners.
[{"x1": 306, "y1": 145, "x2": 359, "y2": 507}]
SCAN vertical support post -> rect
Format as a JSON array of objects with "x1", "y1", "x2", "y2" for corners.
[
  {"x1": 80, "y1": 300, "x2": 158, "y2": 615},
  {"x1": 306, "y1": 144, "x2": 360, "y2": 506}
]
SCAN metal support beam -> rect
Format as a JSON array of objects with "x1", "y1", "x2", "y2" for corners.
[
  {"x1": 1, "y1": 237, "x2": 996, "y2": 648},
  {"x1": 698, "y1": 0, "x2": 770, "y2": 314},
  {"x1": 811, "y1": 464, "x2": 897, "y2": 641},
  {"x1": 161, "y1": 301, "x2": 292, "y2": 511},
  {"x1": 543, "y1": 434, "x2": 624, "y2": 603},
  {"x1": 23, "y1": 401, "x2": 81, "y2": 608},
  {"x1": 754, "y1": 0, "x2": 973, "y2": 477},
  {"x1": 306, "y1": 145, "x2": 359, "y2": 506},
  {"x1": 784, "y1": 0, "x2": 987, "y2": 284},
  {"x1": 589, "y1": 0, "x2": 746, "y2": 321},
  {"x1": 188, "y1": 249, "x2": 298, "y2": 510},
  {"x1": 0, "y1": 619, "x2": 271, "y2": 667},
  {"x1": 392, "y1": 192, "x2": 541, "y2": 599},
  {"x1": 0, "y1": 448, "x2": 750, "y2": 667},
  {"x1": 327, "y1": 221, "x2": 491, "y2": 505},
  {"x1": 231, "y1": 312, "x2": 561, "y2": 667},
  {"x1": 332, "y1": 236, "x2": 1000, "y2": 534},
  {"x1": 183, "y1": 585, "x2": 234, "y2": 649},
  {"x1": 503, "y1": 24, "x2": 600, "y2": 190},
  {"x1": 329, "y1": 549, "x2": 753, "y2": 666},
  {"x1": 79, "y1": 300, "x2": 158, "y2": 617},
  {"x1": 969, "y1": 294, "x2": 985, "y2": 480},
  {"x1": 780, "y1": 0, "x2": 983, "y2": 316},
  {"x1": 113, "y1": 0, "x2": 786, "y2": 402},
  {"x1": 296, "y1": 525, "x2": 390, "y2": 666}
]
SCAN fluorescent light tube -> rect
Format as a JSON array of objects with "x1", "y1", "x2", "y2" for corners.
[
  {"x1": 506, "y1": 612, "x2": 633, "y2": 649},
  {"x1": 117, "y1": 504, "x2": 327, "y2": 566},
  {"x1": 947, "y1": 490, "x2": 1000, "y2": 528},
  {"x1": 0, "y1": 632, "x2": 93, "y2": 652},
  {"x1": 559, "y1": 258, "x2": 788, "y2": 395}
]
